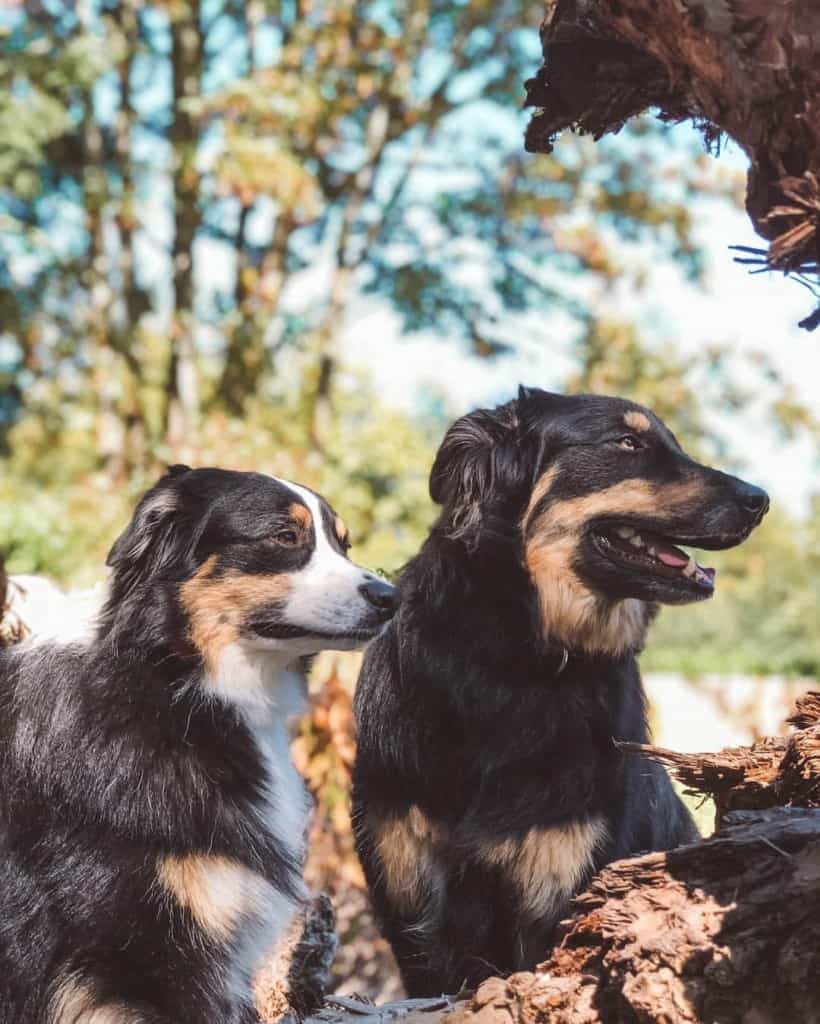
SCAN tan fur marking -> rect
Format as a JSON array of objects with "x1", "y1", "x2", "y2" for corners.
[
  {"x1": 624, "y1": 410, "x2": 651, "y2": 433},
  {"x1": 290, "y1": 503, "x2": 312, "y2": 530},
  {"x1": 525, "y1": 534, "x2": 648, "y2": 655},
  {"x1": 373, "y1": 806, "x2": 447, "y2": 915},
  {"x1": 50, "y1": 975, "x2": 143, "y2": 1024},
  {"x1": 157, "y1": 854, "x2": 263, "y2": 941},
  {"x1": 539, "y1": 478, "x2": 702, "y2": 534},
  {"x1": 481, "y1": 818, "x2": 607, "y2": 921},
  {"x1": 180, "y1": 557, "x2": 291, "y2": 673},
  {"x1": 334, "y1": 515, "x2": 349, "y2": 546},
  {"x1": 522, "y1": 466, "x2": 559, "y2": 530},
  {"x1": 522, "y1": 478, "x2": 702, "y2": 655}
]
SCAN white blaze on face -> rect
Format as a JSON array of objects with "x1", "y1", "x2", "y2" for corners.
[{"x1": 279, "y1": 481, "x2": 380, "y2": 643}]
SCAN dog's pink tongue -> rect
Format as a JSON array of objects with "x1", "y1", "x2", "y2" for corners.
[{"x1": 656, "y1": 542, "x2": 689, "y2": 568}]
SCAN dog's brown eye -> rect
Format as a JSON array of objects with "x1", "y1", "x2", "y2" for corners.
[
  {"x1": 617, "y1": 435, "x2": 641, "y2": 452},
  {"x1": 273, "y1": 529, "x2": 300, "y2": 547}
]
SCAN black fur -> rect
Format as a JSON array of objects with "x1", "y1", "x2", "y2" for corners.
[
  {"x1": 0, "y1": 467, "x2": 396, "y2": 1024},
  {"x1": 352, "y1": 388, "x2": 768, "y2": 997}
]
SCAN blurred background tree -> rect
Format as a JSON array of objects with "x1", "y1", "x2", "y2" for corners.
[{"x1": 0, "y1": 0, "x2": 817, "y2": 653}]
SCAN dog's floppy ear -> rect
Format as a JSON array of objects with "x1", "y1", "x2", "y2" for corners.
[
  {"x1": 106, "y1": 465, "x2": 194, "y2": 592},
  {"x1": 429, "y1": 399, "x2": 527, "y2": 545}
]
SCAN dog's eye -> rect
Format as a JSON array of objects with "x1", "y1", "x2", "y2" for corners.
[
  {"x1": 272, "y1": 528, "x2": 300, "y2": 547},
  {"x1": 616, "y1": 435, "x2": 642, "y2": 452}
]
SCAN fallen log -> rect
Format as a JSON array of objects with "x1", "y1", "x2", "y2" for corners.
[
  {"x1": 297, "y1": 693, "x2": 820, "y2": 1024},
  {"x1": 620, "y1": 688, "x2": 820, "y2": 826},
  {"x1": 451, "y1": 807, "x2": 820, "y2": 1024}
]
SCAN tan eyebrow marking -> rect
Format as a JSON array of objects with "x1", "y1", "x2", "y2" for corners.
[
  {"x1": 290, "y1": 503, "x2": 312, "y2": 529},
  {"x1": 624, "y1": 410, "x2": 651, "y2": 433},
  {"x1": 334, "y1": 515, "x2": 349, "y2": 546}
]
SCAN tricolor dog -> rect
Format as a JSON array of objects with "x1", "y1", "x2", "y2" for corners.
[
  {"x1": 352, "y1": 388, "x2": 768, "y2": 996},
  {"x1": 0, "y1": 466, "x2": 397, "y2": 1023}
]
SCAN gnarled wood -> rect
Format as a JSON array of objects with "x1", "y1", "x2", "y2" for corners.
[
  {"x1": 304, "y1": 693, "x2": 820, "y2": 1024},
  {"x1": 524, "y1": 0, "x2": 820, "y2": 329}
]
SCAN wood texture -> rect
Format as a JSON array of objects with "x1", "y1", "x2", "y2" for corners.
[{"x1": 524, "y1": 0, "x2": 820, "y2": 329}]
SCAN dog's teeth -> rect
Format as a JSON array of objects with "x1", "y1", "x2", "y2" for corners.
[
  {"x1": 629, "y1": 534, "x2": 644, "y2": 547},
  {"x1": 682, "y1": 556, "x2": 696, "y2": 577},
  {"x1": 647, "y1": 546, "x2": 657, "y2": 557},
  {"x1": 617, "y1": 527, "x2": 635, "y2": 539}
]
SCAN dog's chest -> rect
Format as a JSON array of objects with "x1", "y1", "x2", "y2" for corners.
[
  {"x1": 248, "y1": 679, "x2": 312, "y2": 863},
  {"x1": 231, "y1": 669, "x2": 311, "y2": 993},
  {"x1": 160, "y1": 665, "x2": 311, "y2": 1007},
  {"x1": 479, "y1": 817, "x2": 608, "y2": 920}
]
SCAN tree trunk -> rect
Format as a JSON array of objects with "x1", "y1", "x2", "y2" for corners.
[
  {"x1": 81, "y1": 98, "x2": 126, "y2": 479},
  {"x1": 523, "y1": 0, "x2": 820, "y2": 330},
  {"x1": 447, "y1": 807, "x2": 820, "y2": 1024},
  {"x1": 165, "y1": 0, "x2": 203, "y2": 448},
  {"x1": 218, "y1": 209, "x2": 293, "y2": 416},
  {"x1": 113, "y1": 0, "x2": 147, "y2": 471}
]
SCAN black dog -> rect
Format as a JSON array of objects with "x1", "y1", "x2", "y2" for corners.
[
  {"x1": 0, "y1": 466, "x2": 397, "y2": 1024},
  {"x1": 352, "y1": 388, "x2": 768, "y2": 997}
]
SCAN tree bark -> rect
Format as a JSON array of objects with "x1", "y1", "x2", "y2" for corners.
[
  {"x1": 112, "y1": 0, "x2": 147, "y2": 472},
  {"x1": 447, "y1": 807, "x2": 820, "y2": 1024},
  {"x1": 165, "y1": 0, "x2": 203, "y2": 447},
  {"x1": 523, "y1": 0, "x2": 820, "y2": 330},
  {"x1": 277, "y1": 693, "x2": 820, "y2": 1024}
]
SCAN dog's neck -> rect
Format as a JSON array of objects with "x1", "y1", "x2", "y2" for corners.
[
  {"x1": 203, "y1": 644, "x2": 309, "y2": 728},
  {"x1": 416, "y1": 529, "x2": 652, "y2": 664}
]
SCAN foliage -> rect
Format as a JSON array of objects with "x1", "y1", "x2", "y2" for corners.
[
  {"x1": 0, "y1": 367, "x2": 436, "y2": 583},
  {"x1": 0, "y1": 0, "x2": 817, "y2": 670}
]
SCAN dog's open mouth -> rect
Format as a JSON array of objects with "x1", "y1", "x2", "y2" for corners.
[{"x1": 593, "y1": 524, "x2": 716, "y2": 592}]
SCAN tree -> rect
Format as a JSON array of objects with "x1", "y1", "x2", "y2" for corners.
[
  {"x1": 1, "y1": 0, "x2": 752, "y2": 473},
  {"x1": 523, "y1": 0, "x2": 820, "y2": 330}
]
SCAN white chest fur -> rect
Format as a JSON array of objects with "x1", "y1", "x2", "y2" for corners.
[{"x1": 178, "y1": 647, "x2": 312, "y2": 1005}]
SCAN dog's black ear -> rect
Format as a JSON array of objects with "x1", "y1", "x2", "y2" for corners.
[
  {"x1": 106, "y1": 466, "x2": 195, "y2": 592},
  {"x1": 429, "y1": 399, "x2": 527, "y2": 545}
]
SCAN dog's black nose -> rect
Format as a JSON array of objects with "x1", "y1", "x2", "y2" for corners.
[
  {"x1": 738, "y1": 482, "x2": 769, "y2": 524},
  {"x1": 359, "y1": 578, "x2": 399, "y2": 619}
]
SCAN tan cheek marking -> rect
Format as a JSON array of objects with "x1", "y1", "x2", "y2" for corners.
[
  {"x1": 480, "y1": 817, "x2": 607, "y2": 921},
  {"x1": 50, "y1": 976, "x2": 144, "y2": 1024},
  {"x1": 624, "y1": 410, "x2": 651, "y2": 433},
  {"x1": 522, "y1": 465, "x2": 560, "y2": 533},
  {"x1": 522, "y1": 476, "x2": 696, "y2": 654},
  {"x1": 372, "y1": 806, "x2": 448, "y2": 916},
  {"x1": 180, "y1": 558, "x2": 291, "y2": 673},
  {"x1": 525, "y1": 534, "x2": 648, "y2": 655},
  {"x1": 290, "y1": 503, "x2": 312, "y2": 531},
  {"x1": 532, "y1": 477, "x2": 703, "y2": 540},
  {"x1": 156, "y1": 854, "x2": 262, "y2": 942}
]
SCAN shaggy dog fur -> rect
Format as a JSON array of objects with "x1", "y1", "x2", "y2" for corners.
[
  {"x1": 0, "y1": 466, "x2": 396, "y2": 1024},
  {"x1": 352, "y1": 388, "x2": 768, "y2": 997}
]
